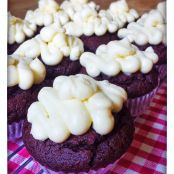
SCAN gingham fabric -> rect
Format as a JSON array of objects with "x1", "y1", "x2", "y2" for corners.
[{"x1": 8, "y1": 81, "x2": 167, "y2": 174}]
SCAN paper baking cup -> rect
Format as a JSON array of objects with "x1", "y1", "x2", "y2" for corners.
[
  {"x1": 126, "y1": 86, "x2": 159, "y2": 117},
  {"x1": 156, "y1": 64, "x2": 167, "y2": 82},
  {"x1": 41, "y1": 162, "x2": 115, "y2": 174},
  {"x1": 8, "y1": 120, "x2": 24, "y2": 141}
]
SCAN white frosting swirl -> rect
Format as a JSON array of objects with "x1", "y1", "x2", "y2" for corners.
[
  {"x1": 14, "y1": 35, "x2": 41, "y2": 58},
  {"x1": 28, "y1": 74, "x2": 127, "y2": 143},
  {"x1": 25, "y1": 0, "x2": 60, "y2": 26},
  {"x1": 64, "y1": 0, "x2": 139, "y2": 36},
  {"x1": 39, "y1": 24, "x2": 84, "y2": 65},
  {"x1": 8, "y1": 13, "x2": 37, "y2": 44},
  {"x1": 80, "y1": 39, "x2": 158, "y2": 77},
  {"x1": 118, "y1": 2, "x2": 166, "y2": 45},
  {"x1": 8, "y1": 55, "x2": 46, "y2": 90},
  {"x1": 14, "y1": 24, "x2": 84, "y2": 66},
  {"x1": 61, "y1": 0, "x2": 98, "y2": 20},
  {"x1": 157, "y1": 1, "x2": 166, "y2": 22}
]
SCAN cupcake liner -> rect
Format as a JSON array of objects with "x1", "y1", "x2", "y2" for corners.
[
  {"x1": 126, "y1": 85, "x2": 159, "y2": 117},
  {"x1": 41, "y1": 162, "x2": 115, "y2": 174},
  {"x1": 8, "y1": 120, "x2": 24, "y2": 141},
  {"x1": 156, "y1": 64, "x2": 167, "y2": 82}
]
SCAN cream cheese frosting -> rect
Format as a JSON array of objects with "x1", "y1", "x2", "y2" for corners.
[
  {"x1": 8, "y1": 13, "x2": 37, "y2": 44},
  {"x1": 25, "y1": 0, "x2": 60, "y2": 26},
  {"x1": 64, "y1": 0, "x2": 139, "y2": 36},
  {"x1": 8, "y1": 55, "x2": 46, "y2": 90},
  {"x1": 61, "y1": 0, "x2": 99, "y2": 20},
  {"x1": 157, "y1": 1, "x2": 166, "y2": 22},
  {"x1": 80, "y1": 39, "x2": 158, "y2": 77},
  {"x1": 27, "y1": 74, "x2": 127, "y2": 143},
  {"x1": 14, "y1": 24, "x2": 84, "y2": 66},
  {"x1": 39, "y1": 24, "x2": 84, "y2": 65},
  {"x1": 118, "y1": 2, "x2": 166, "y2": 45},
  {"x1": 14, "y1": 35, "x2": 41, "y2": 59}
]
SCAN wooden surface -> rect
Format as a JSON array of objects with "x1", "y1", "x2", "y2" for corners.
[{"x1": 9, "y1": 0, "x2": 163, "y2": 18}]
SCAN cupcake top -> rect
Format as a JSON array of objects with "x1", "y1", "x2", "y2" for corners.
[
  {"x1": 8, "y1": 55, "x2": 46, "y2": 90},
  {"x1": 64, "y1": 0, "x2": 139, "y2": 37},
  {"x1": 25, "y1": 0, "x2": 64, "y2": 26},
  {"x1": 13, "y1": 23, "x2": 84, "y2": 66},
  {"x1": 27, "y1": 74, "x2": 127, "y2": 143},
  {"x1": 8, "y1": 12, "x2": 37, "y2": 44},
  {"x1": 80, "y1": 39, "x2": 158, "y2": 77},
  {"x1": 118, "y1": 1, "x2": 166, "y2": 45}
]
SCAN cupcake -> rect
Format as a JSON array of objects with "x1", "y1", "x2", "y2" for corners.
[
  {"x1": 13, "y1": 23, "x2": 84, "y2": 79},
  {"x1": 80, "y1": 39, "x2": 159, "y2": 116},
  {"x1": 23, "y1": 74, "x2": 134, "y2": 173},
  {"x1": 63, "y1": 0, "x2": 139, "y2": 52},
  {"x1": 8, "y1": 12, "x2": 40, "y2": 55},
  {"x1": 118, "y1": 1, "x2": 166, "y2": 81},
  {"x1": 8, "y1": 54, "x2": 49, "y2": 140}
]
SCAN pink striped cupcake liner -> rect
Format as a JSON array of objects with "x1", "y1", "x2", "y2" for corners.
[
  {"x1": 8, "y1": 120, "x2": 24, "y2": 141},
  {"x1": 126, "y1": 85, "x2": 159, "y2": 117}
]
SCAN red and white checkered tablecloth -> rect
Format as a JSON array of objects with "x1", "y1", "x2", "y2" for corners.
[{"x1": 8, "y1": 81, "x2": 167, "y2": 174}]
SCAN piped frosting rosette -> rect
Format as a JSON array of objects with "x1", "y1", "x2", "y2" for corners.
[
  {"x1": 27, "y1": 74, "x2": 127, "y2": 143},
  {"x1": 25, "y1": 0, "x2": 70, "y2": 27},
  {"x1": 64, "y1": 0, "x2": 139, "y2": 37},
  {"x1": 61, "y1": 0, "x2": 99, "y2": 19},
  {"x1": 80, "y1": 39, "x2": 159, "y2": 77},
  {"x1": 8, "y1": 12, "x2": 37, "y2": 44},
  {"x1": 118, "y1": 1, "x2": 166, "y2": 45},
  {"x1": 8, "y1": 54, "x2": 46, "y2": 90},
  {"x1": 13, "y1": 23, "x2": 84, "y2": 66}
]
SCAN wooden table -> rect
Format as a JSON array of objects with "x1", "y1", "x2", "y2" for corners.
[{"x1": 9, "y1": 0, "x2": 163, "y2": 18}]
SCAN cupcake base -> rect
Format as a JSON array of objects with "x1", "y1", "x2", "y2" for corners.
[{"x1": 8, "y1": 120, "x2": 24, "y2": 141}]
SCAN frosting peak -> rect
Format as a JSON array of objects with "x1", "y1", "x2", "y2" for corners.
[
  {"x1": 118, "y1": 2, "x2": 166, "y2": 45},
  {"x1": 25, "y1": 0, "x2": 60, "y2": 26},
  {"x1": 39, "y1": 24, "x2": 84, "y2": 65},
  {"x1": 80, "y1": 39, "x2": 158, "y2": 77},
  {"x1": 8, "y1": 13, "x2": 37, "y2": 44},
  {"x1": 8, "y1": 55, "x2": 46, "y2": 90},
  {"x1": 28, "y1": 74, "x2": 127, "y2": 143}
]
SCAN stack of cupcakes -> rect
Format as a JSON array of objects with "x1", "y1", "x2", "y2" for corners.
[{"x1": 8, "y1": 0, "x2": 166, "y2": 173}]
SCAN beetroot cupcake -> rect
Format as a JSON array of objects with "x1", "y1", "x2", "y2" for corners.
[
  {"x1": 63, "y1": 0, "x2": 139, "y2": 52},
  {"x1": 8, "y1": 12, "x2": 40, "y2": 55},
  {"x1": 80, "y1": 39, "x2": 159, "y2": 116},
  {"x1": 23, "y1": 74, "x2": 134, "y2": 173},
  {"x1": 118, "y1": 1, "x2": 166, "y2": 81},
  {"x1": 13, "y1": 23, "x2": 84, "y2": 79},
  {"x1": 8, "y1": 54, "x2": 48, "y2": 140}
]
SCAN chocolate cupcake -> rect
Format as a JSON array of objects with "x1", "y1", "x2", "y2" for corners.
[
  {"x1": 63, "y1": 0, "x2": 139, "y2": 52},
  {"x1": 13, "y1": 23, "x2": 84, "y2": 80},
  {"x1": 23, "y1": 74, "x2": 134, "y2": 173},
  {"x1": 80, "y1": 39, "x2": 159, "y2": 116},
  {"x1": 8, "y1": 12, "x2": 41, "y2": 55},
  {"x1": 118, "y1": 1, "x2": 166, "y2": 81},
  {"x1": 8, "y1": 55, "x2": 48, "y2": 140}
]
